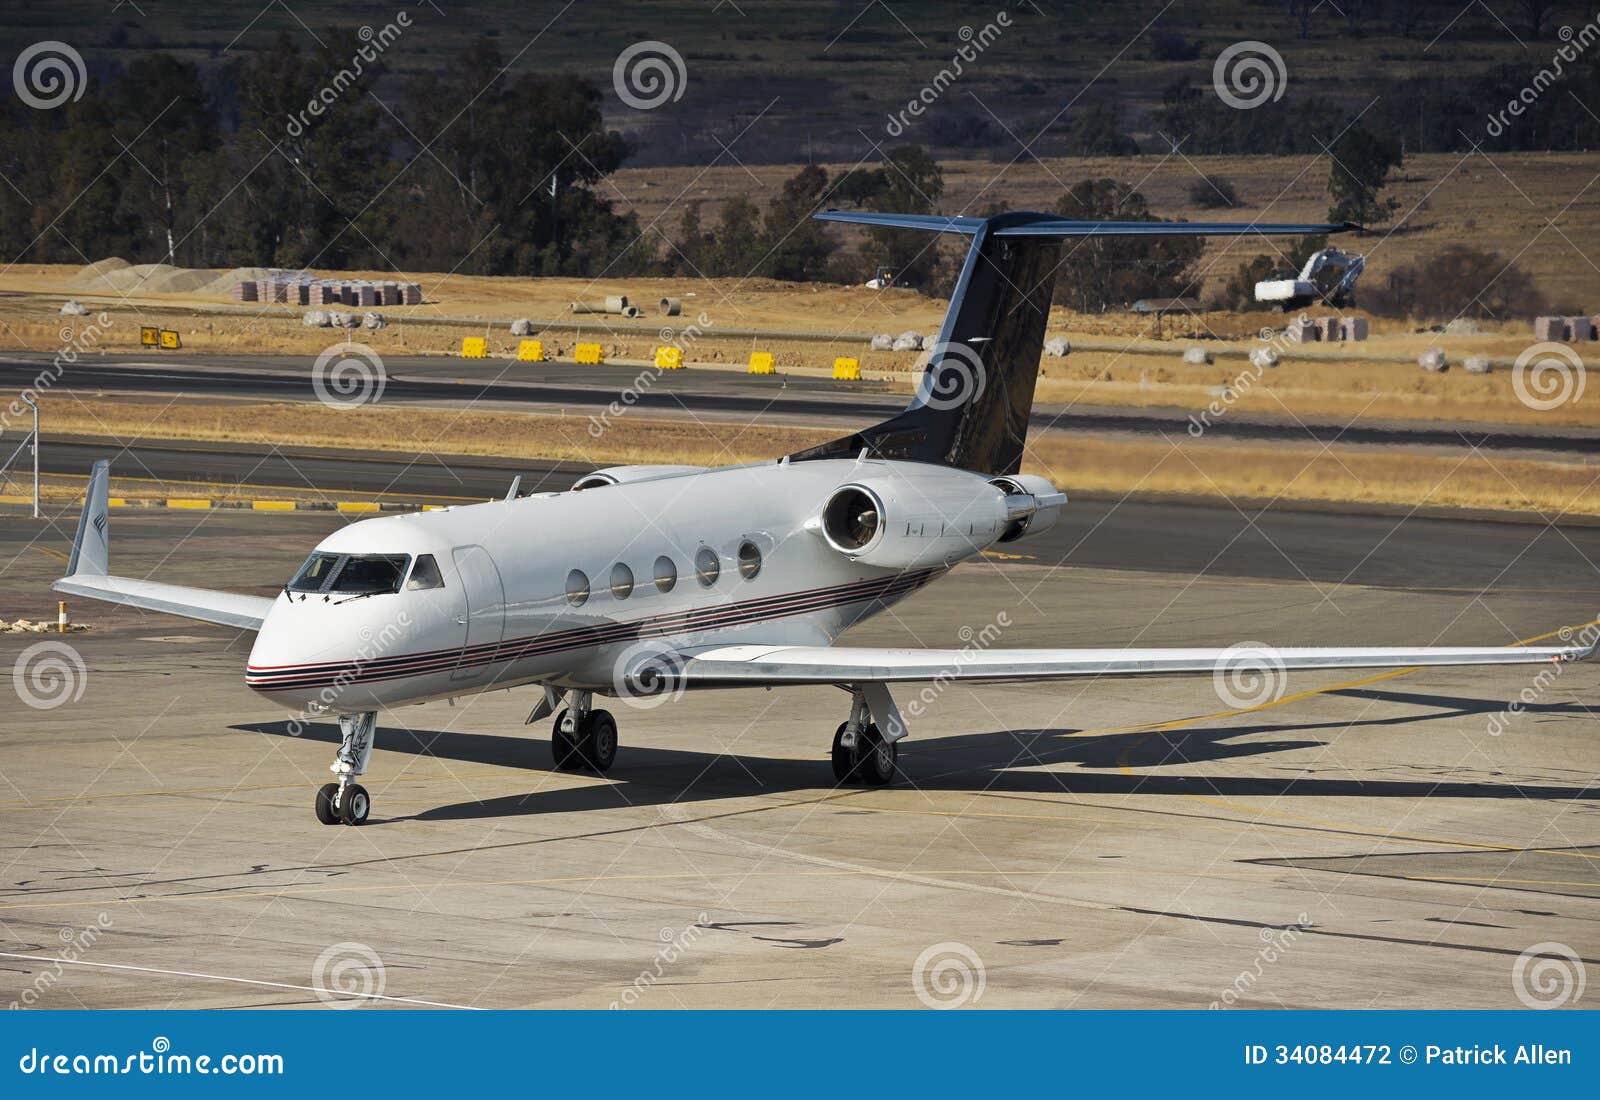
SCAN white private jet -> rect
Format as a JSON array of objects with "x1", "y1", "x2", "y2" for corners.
[{"x1": 52, "y1": 211, "x2": 1591, "y2": 825}]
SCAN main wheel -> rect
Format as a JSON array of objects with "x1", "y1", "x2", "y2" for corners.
[
  {"x1": 856, "y1": 725, "x2": 897, "y2": 786},
  {"x1": 551, "y1": 709, "x2": 580, "y2": 770},
  {"x1": 314, "y1": 783, "x2": 340, "y2": 825},
  {"x1": 340, "y1": 783, "x2": 371, "y2": 825},
  {"x1": 578, "y1": 710, "x2": 618, "y2": 773},
  {"x1": 830, "y1": 722, "x2": 858, "y2": 782}
]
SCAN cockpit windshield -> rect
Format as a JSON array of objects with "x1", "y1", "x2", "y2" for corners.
[{"x1": 287, "y1": 552, "x2": 411, "y2": 595}]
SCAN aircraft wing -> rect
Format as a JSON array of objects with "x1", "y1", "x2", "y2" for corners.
[
  {"x1": 50, "y1": 460, "x2": 272, "y2": 632},
  {"x1": 678, "y1": 641, "x2": 1590, "y2": 686}
]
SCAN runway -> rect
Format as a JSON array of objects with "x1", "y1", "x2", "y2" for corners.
[
  {"x1": 8, "y1": 353, "x2": 1597, "y2": 454},
  {"x1": 1, "y1": 500, "x2": 1595, "y2": 1009}
]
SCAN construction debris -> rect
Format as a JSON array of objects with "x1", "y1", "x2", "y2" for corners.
[
  {"x1": 1248, "y1": 347, "x2": 1279, "y2": 369},
  {"x1": 1182, "y1": 347, "x2": 1211, "y2": 365},
  {"x1": 891, "y1": 331, "x2": 922, "y2": 351},
  {"x1": 870, "y1": 333, "x2": 894, "y2": 351},
  {"x1": 1419, "y1": 348, "x2": 1447, "y2": 372},
  {"x1": 1464, "y1": 355, "x2": 1492, "y2": 374},
  {"x1": 1043, "y1": 337, "x2": 1070, "y2": 357},
  {"x1": 59, "y1": 299, "x2": 88, "y2": 316},
  {"x1": 302, "y1": 310, "x2": 331, "y2": 327},
  {"x1": 362, "y1": 312, "x2": 385, "y2": 330},
  {"x1": 1283, "y1": 316, "x2": 1318, "y2": 343},
  {"x1": 510, "y1": 318, "x2": 534, "y2": 336}
]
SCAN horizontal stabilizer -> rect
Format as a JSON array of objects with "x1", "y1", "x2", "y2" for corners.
[{"x1": 814, "y1": 209, "x2": 1356, "y2": 238}]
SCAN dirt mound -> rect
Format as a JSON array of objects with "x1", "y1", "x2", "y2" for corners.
[{"x1": 66, "y1": 257, "x2": 130, "y2": 290}]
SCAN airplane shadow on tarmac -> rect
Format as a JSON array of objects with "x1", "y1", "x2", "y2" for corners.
[{"x1": 236, "y1": 686, "x2": 1597, "y2": 822}]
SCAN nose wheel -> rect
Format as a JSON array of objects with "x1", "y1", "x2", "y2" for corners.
[{"x1": 314, "y1": 711, "x2": 377, "y2": 824}]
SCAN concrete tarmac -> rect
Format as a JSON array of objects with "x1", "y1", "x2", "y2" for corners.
[{"x1": 0, "y1": 506, "x2": 1595, "y2": 1009}]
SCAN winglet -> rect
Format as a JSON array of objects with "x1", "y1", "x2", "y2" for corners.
[{"x1": 64, "y1": 460, "x2": 110, "y2": 578}]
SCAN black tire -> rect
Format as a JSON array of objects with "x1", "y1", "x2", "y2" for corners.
[
  {"x1": 340, "y1": 783, "x2": 371, "y2": 825},
  {"x1": 314, "y1": 783, "x2": 340, "y2": 825},
  {"x1": 830, "y1": 722, "x2": 857, "y2": 782},
  {"x1": 551, "y1": 709, "x2": 579, "y2": 770},
  {"x1": 579, "y1": 710, "x2": 618, "y2": 773},
  {"x1": 856, "y1": 725, "x2": 897, "y2": 786}
]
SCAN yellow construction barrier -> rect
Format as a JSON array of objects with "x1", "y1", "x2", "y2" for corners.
[
  {"x1": 574, "y1": 342, "x2": 604, "y2": 365},
  {"x1": 139, "y1": 326, "x2": 159, "y2": 346},
  {"x1": 460, "y1": 336, "x2": 487, "y2": 359},
  {"x1": 748, "y1": 351, "x2": 775, "y2": 375},
  {"x1": 832, "y1": 357, "x2": 861, "y2": 380},
  {"x1": 654, "y1": 345, "x2": 684, "y2": 370},
  {"x1": 517, "y1": 339, "x2": 546, "y2": 362},
  {"x1": 159, "y1": 329, "x2": 181, "y2": 349}
]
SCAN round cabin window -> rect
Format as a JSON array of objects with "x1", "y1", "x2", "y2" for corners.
[
  {"x1": 695, "y1": 547, "x2": 720, "y2": 587},
  {"x1": 565, "y1": 569, "x2": 590, "y2": 607},
  {"x1": 654, "y1": 555, "x2": 677, "y2": 593},
  {"x1": 737, "y1": 540, "x2": 762, "y2": 580},
  {"x1": 610, "y1": 562, "x2": 635, "y2": 600}
]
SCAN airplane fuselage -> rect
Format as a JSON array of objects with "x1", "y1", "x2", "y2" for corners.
[{"x1": 243, "y1": 458, "x2": 1038, "y2": 715}]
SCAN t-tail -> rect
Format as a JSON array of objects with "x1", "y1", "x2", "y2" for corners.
[{"x1": 789, "y1": 210, "x2": 1356, "y2": 476}]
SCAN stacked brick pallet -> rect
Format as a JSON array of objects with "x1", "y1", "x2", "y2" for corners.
[
  {"x1": 1283, "y1": 316, "x2": 1368, "y2": 343},
  {"x1": 233, "y1": 275, "x2": 422, "y2": 306},
  {"x1": 1534, "y1": 315, "x2": 1599, "y2": 341}
]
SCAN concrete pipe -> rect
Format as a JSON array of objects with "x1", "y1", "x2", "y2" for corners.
[
  {"x1": 604, "y1": 295, "x2": 629, "y2": 313},
  {"x1": 621, "y1": 305, "x2": 642, "y2": 318},
  {"x1": 659, "y1": 297, "x2": 682, "y2": 317},
  {"x1": 570, "y1": 301, "x2": 607, "y2": 314}
]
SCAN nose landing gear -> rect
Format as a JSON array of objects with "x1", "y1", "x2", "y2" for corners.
[{"x1": 314, "y1": 711, "x2": 376, "y2": 825}]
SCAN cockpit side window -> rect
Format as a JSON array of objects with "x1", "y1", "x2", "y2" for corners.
[
  {"x1": 406, "y1": 554, "x2": 445, "y2": 591},
  {"x1": 287, "y1": 552, "x2": 410, "y2": 595}
]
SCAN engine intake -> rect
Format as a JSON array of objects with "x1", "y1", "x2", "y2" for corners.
[{"x1": 820, "y1": 486, "x2": 883, "y2": 553}]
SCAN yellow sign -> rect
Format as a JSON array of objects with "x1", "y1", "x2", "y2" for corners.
[
  {"x1": 748, "y1": 351, "x2": 775, "y2": 375},
  {"x1": 460, "y1": 336, "x2": 487, "y2": 359},
  {"x1": 140, "y1": 326, "x2": 159, "y2": 346},
  {"x1": 517, "y1": 339, "x2": 546, "y2": 362},
  {"x1": 574, "y1": 342, "x2": 604, "y2": 365},
  {"x1": 159, "y1": 329, "x2": 181, "y2": 349},
  {"x1": 832, "y1": 357, "x2": 860, "y2": 380},
  {"x1": 654, "y1": 345, "x2": 684, "y2": 370}
]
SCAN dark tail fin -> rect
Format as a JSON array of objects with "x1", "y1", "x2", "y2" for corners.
[{"x1": 790, "y1": 210, "x2": 1355, "y2": 476}]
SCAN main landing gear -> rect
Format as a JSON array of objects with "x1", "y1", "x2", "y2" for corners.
[
  {"x1": 830, "y1": 685, "x2": 904, "y2": 787},
  {"x1": 315, "y1": 710, "x2": 376, "y2": 825},
  {"x1": 550, "y1": 690, "x2": 618, "y2": 773}
]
